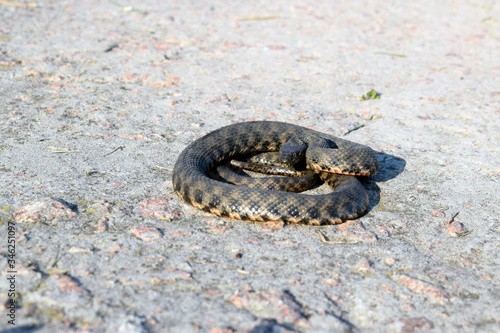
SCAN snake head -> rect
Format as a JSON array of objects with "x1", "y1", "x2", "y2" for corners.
[{"x1": 280, "y1": 135, "x2": 307, "y2": 165}]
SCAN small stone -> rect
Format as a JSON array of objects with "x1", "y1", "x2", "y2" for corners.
[
  {"x1": 323, "y1": 278, "x2": 342, "y2": 287},
  {"x1": 445, "y1": 222, "x2": 468, "y2": 237},
  {"x1": 54, "y1": 274, "x2": 88, "y2": 295},
  {"x1": 170, "y1": 231, "x2": 192, "y2": 237},
  {"x1": 397, "y1": 274, "x2": 450, "y2": 304},
  {"x1": 337, "y1": 221, "x2": 378, "y2": 242},
  {"x1": 431, "y1": 210, "x2": 445, "y2": 217},
  {"x1": 400, "y1": 317, "x2": 434, "y2": 333},
  {"x1": 385, "y1": 258, "x2": 396, "y2": 266},
  {"x1": 13, "y1": 198, "x2": 77, "y2": 223},
  {"x1": 231, "y1": 290, "x2": 309, "y2": 328},
  {"x1": 355, "y1": 259, "x2": 375, "y2": 273},
  {"x1": 129, "y1": 226, "x2": 163, "y2": 242},
  {"x1": 97, "y1": 217, "x2": 111, "y2": 232},
  {"x1": 139, "y1": 197, "x2": 184, "y2": 220}
]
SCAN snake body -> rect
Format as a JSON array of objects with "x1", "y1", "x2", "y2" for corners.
[{"x1": 172, "y1": 121, "x2": 378, "y2": 225}]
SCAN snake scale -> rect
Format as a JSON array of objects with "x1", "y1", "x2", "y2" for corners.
[{"x1": 172, "y1": 121, "x2": 378, "y2": 225}]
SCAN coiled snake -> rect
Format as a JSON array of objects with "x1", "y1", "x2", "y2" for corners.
[{"x1": 172, "y1": 121, "x2": 378, "y2": 225}]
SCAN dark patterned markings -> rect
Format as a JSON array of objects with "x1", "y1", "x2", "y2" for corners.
[{"x1": 172, "y1": 121, "x2": 378, "y2": 225}]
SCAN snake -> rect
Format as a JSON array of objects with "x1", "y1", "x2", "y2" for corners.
[{"x1": 172, "y1": 121, "x2": 378, "y2": 225}]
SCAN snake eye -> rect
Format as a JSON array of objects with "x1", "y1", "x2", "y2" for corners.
[{"x1": 293, "y1": 153, "x2": 297, "y2": 158}]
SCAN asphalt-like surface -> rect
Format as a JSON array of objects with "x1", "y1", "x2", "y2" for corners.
[{"x1": 0, "y1": 1, "x2": 499, "y2": 332}]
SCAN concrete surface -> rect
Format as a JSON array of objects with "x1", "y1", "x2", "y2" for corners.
[{"x1": 0, "y1": 0, "x2": 499, "y2": 332}]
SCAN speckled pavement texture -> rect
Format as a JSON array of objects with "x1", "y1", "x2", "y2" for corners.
[{"x1": 0, "y1": 1, "x2": 499, "y2": 332}]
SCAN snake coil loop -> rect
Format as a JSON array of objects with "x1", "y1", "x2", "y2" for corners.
[{"x1": 172, "y1": 121, "x2": 378, "y2": 225}]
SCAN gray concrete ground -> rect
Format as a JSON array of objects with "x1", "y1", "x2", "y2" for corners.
[{"x1": 0, "y1": 0, "x2": 499, "y2": 332}]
